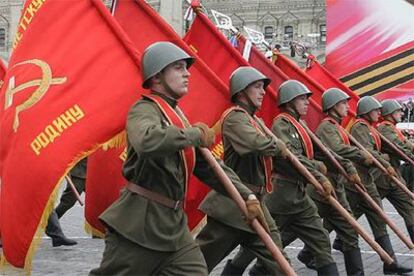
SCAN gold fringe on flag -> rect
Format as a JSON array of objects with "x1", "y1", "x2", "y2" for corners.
[
  {"x1": 102, "y1": 131, "x2": 126, "y2": 150},
  {"x1": 84, "y1": 221, "x2": 105, "y2": 239},
  {"x1": 0, "y1": 149, "x2": 96, "y2": 275}
]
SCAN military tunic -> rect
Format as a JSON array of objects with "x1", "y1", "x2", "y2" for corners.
[
  {"x1": 197, "y1": 101, "x2": 286, "y2": 274},
  {"x1": 265, "y1": 110, "x2": 335, "y2": 269},
  {"x1": 349, "y1": 119, "x2": 391, "y2": 239},
  {"x1": 303, "y1": 115, "x2": 361, "y2": 252},
  {"x1": 375, "y1": 120, "x2": 414, "y2": 230},
  {"x1": 90, "y1": 93, "x2": 252, "y2": 276}
]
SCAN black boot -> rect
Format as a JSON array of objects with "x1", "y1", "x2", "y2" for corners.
[
  {"x1": 343, "y1": 248, "x2": 364, "y2": 276},
  {"x1": 407, "y1": 225, "x2": 414, "y2": 244},
  {"x1": 332, "y1": 237, "x2": 343, "y2": 252},
  {"x1": 45, "y1": 210, "x2": 77, "y2": 247},
  {"x1": 317, "y1": 263, "x2": 339, "y2": 276},
  {"x1": 297, "y1": 247, "x2": 316, "y2": 270},
  {"x1": 221, "y1": 260, "x2": 244, "y2": 276},
  {"x1": 376, "y1": 235, "x2": 413, "y2": 275}
]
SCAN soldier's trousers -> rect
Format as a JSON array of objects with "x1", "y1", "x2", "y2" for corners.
[
  {"x1": 275, "y1": 203, "x2": 335, "y2": 268},
  {"x1": 56, "y1": 176, "x2": 85, "y2": 218},
  {"x1": 400, "y1": 163, "x2": 414, "y2": 192},
  {"x1": 308, "y1": 177, "x2": 360, "y2": 252},
  {"x1": 345, "y1": 169, "x2": 388, "y2": 239},
  {"x1": 196, "y1": 216, "x2": 286, "y2": 275},
  {"x1": 373, "y1": 168, "x2": 414, "y2": 227},
  {"x1": 90, "y1": 230, "x2": 208, "y2": 276}
]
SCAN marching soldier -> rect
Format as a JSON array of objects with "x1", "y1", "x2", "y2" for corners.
[
  {"x1": 89, "y1": 42, "x2": 267, "y2": 275},
  {"x1": 55, "y1": 158, "x2": 87, "y2": 219},
  {"x1": 297, "y1": 88, "x2": 365, "y2": 275},
  {"x1": 376, "y1": 99, "x2": 414, "y2": 242},
  {"x1": 45, "y1": 158, "x2": 87, "y2": 247},
  {"x1": 341, "y1": 96, "x2": 412, "y2": 274},
  {"x1": 227, "y1": 80, "x2": 340, "y2": 275},
  {"x1": 266, "y1": 80, "x2": 339, "y2": 275},
  {"x1": 196, "y1": 67, "x2": 289, "y2": 275}
]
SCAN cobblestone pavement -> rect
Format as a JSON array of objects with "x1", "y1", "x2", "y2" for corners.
[{"x1": 1, "y1": 191, "x2": 413, "y2": 275}]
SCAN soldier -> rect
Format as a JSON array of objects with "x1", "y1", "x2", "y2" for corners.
[
  {"x1": 196, "y1": 67, "x2": 289, "y2": 275},
  {"x1": 55, "y1": 158, "x2": 87, "y2": 219},
  {"x1": 227, "y1": 80, "x2": 340, "y2": 275},
  {"x1": 45, "y1": 158, "x2": 87, "y2": 247},
  {"x1": 376, "y1": 99, "x2": 414, "y2": 242},
  {"x1": 89, "y1": 42, "x2": 267, "y2": 275},
  {"x1": 297, "y1": 88, "x2": 365, "y2": 275},
  {"x1": 340, "y1": 96, "x2": 412, "y2": 274}
]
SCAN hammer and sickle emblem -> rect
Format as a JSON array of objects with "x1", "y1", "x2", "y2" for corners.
[{"x1": 4, "y1": 59, "x2": 67, "y2": 132}]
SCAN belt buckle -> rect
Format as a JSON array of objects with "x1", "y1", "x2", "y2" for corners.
[{"x1": 173, "y1": 200, "x2": 181, "y2": 210}]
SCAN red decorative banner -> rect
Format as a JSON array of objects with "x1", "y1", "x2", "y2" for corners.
[{"x1": 0, "y1": 0, "x2": 142, "y2": 270}]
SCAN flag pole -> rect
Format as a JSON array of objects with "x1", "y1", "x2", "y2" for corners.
[
  {"x1": 302, "y1": 123, "x2": 414, "y2": 250},
  {"x1": 64, "y1": 175, "x2": 84, "y2": 206},
  {"x1": 198, "y1": 148, "x2": 296, "y2": 276},
  {"x1": 378, "y1": 132, "x2": 414, "y2": 167},
  {"x1": 348, "y1": 134, "x2": 414, "y2": 200},
  {"x1": 256, "y1": 121, "x2": 394, "y2": 264}
]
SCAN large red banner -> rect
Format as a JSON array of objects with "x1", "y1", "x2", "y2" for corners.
[
  {"x1": 0, "y1": 0, "x2": 142, "y2": 270},
  {"x1": 84, "y1": 0, "x2": 233, "y2": 235},
  {"x1": 184, "y1": 7, "x2": 327, "y2": 131}
]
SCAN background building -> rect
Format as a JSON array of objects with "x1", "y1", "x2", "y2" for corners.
[{"x1": 0, "y1": 0, "x2": 326, "y2": 66}]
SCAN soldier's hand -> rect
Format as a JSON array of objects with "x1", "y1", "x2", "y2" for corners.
[
  {"x1": 349, "y1": 173, "x2": 367, "y2": 192},
  {"x1": 275, "y1": 139, "x2": 289, "y2": 159},
  {"x1": 362, "y1": 151, "x2": 374, "y2": 166},
  {"x1": 386, "y1": 166, "x2": 397, "y2": 177},
  {"x1": 193, "y1": 122, "x2": 215, "y2": 148},
  {"x1": 382, "y1": 154, "x2": 390, "y2": 162},
  {"x1": 317, "y1": 162, "x2": 328, "y2": 175},
  {"x1": 245, "y1": 196, "x2": 270, "y2": 234},
  {"x1": 320, "y1": 180, "x2": 333, "y2": 199}
]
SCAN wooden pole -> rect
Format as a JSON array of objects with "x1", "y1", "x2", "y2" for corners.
[
  {"x1": 303, "y1": 124, "x2": 414, "y2": 250},
  {"x1": 64, "y1": 175, "x2": 84, "y2": 206},
  {"x1": 378, "y1": 132, "x2": 414, "y2": 167},
  {"x1": 348, "y1": 134, "x2": 414, "y2": 200},
  {"x1": 198, "y1": 148, "x2": 296, "y2": 276},
  {"x1": 255, "y1": 119, "x2": 394, "y2": 264}
]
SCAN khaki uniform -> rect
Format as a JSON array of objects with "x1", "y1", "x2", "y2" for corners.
[
  {"x1": 196, "y1": 102, "x2": 286, "y2": 274},
  {"x1": 265, "y1": 110, "x2": 335, "y2": 269},
  {"x1": 306, "y1": 115, "x2": 361, "y2": 252},
  {"x1": 90, "y1": 93, "x2": 252, "y2": 276},
  {"x1": 376, "y1": 121, "x2": 414, "y2": 234},
  {"x1": 346, "y1": 120, "x2": 390, "y2": 239},
  {"x1": 56, "y1": 158, "x2": 87, "y2": 218}
]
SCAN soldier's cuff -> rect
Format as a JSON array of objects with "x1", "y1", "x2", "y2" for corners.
[{"x1": 184, "y1": 127, "x2": 202, "y2": 147}]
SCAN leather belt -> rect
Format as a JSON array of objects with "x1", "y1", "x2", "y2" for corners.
[
  {"x1": 126, "y1": 182, "x2": 183, "y2": 210},
  {"x1": 244, "y1": 183, "x2": 266, "y2": 196}
]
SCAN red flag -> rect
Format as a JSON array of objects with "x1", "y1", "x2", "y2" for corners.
[
  {"x1": 184, "y1": 7, "x2": 328, "y2": 130},
  {"x1": 0, "y1": 0, "x2": 142, "y2": 270},
  {"x1": 84, "y1": 134, "x2": 127, "y2": 237},
  {"x1": 183, "y1": 8, "x2": 281, "y2": 127},
  {"x1": 84, "y1": 0, "x2": 233, "y2": 235},
  {"x1": 306, "y1": 60, "x2": 359, "y2": 126},
  {"x1": 238, "y1": 36, "x2": 326, "y2": 130}
]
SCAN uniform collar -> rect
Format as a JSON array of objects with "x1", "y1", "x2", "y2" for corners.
[
  {"x1": 285, "y1": 108, "x2": 301, "y2": 120},
  {"x1": 328, "y1": 113, "x2": 342, "y2": 124},
  {"x1": 150, "y1": 91, "x2": 178, "y2": 108},
  {"x1": 234, "y1": 100, "x2": 256, "y2": 115}
]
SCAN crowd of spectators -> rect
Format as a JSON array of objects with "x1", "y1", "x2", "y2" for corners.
[{"x1": 401, "y1": 98, "x2": 414, "y2": 122}]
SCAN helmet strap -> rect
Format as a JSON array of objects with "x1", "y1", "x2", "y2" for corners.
[{"x1": 241, "y1": 90, "x2": 258, "y2": 113}]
